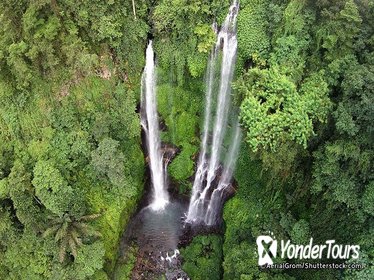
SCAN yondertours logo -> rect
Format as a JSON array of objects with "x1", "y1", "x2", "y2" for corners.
[
  {"x1": 256, "y1": 235, "x2": 360, "y2": 266},
  {"x1": 257, "y1": 235, "x2": 278, "y2": 265}
]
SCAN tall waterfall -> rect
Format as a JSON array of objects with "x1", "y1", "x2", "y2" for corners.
[
  {"x1": 187, "y1": 0, "x2": 240, "y2": 225},
  {"x1": 141, "y1": 41, "x2": 169, "y2": 211}
]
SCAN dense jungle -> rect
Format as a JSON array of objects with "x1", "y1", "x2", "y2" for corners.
[{"x1": 0, "y1": 0, "x2": 373, "y2": 279}]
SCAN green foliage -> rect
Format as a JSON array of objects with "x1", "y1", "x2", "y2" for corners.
[
  {"x1": 187, "y1": 52, "x2": 209, "y2": 78},
  {"x1": 91, "y1": 138, "x2": 127, "y2": 188},
  {"x1": 43, "y1": 212, "x2": 102, "y2": 263},
  {"x1": 169, "y1": 143, "x2": 197, "y2": 181},
  {"x1": 113, "y1": 245, "x2": 138, "y2": 280},
  {"x1": 7, "y1": 160, "x2": 45, "y2": 231},
  {"x1": 344, "y1": 250, "x2": 374, "y2": 280},
  {"x1": 181, "y1": 235, "x2": 223, "y2": 280},
  {"x1": 237, "y1": 68, "x2": 331, "y2": 152},
  {"x1": 3, "y1": 230, "x2": 56, "y2": 280},
  {"x1": 223, "y1": 143, "x2": 292, "y2": 279},
  {"x1": 316, "y1": 0, "x2": 362, "y2": 62},
  {"x1": 69, "y1": 242, "x2": 106, "y2": 279},
  {"x1": 312, "y1": 60, "x2": 373, "y2": 216},
  {"x1": 237, "y1": 0, "x2": 270, "y2": 62},
  {"x1": 152, "y1": 0, "x2": 228, "y2": 82},
  {"x1": 194, "y1": 24, "x2": 216, "y2": 53},
  {"x1": 157, "y1": 83, "x2": 201, "y2": 183},
  {"x1": 290, "y1": 219, "x2": 310, "y2": 244},
  {"x1": 92, "y1": 270, "x2": 109, "y2": 280},
  {"x1": 0, "y1": 1, "x2": 373, "y2": 279},
  {"x1": 313, "y1": 140, "x2": 369, "y2": 209},
  {"x1": 0, "y1": 206, "x2": 17, "y2": 248},
  {"x1": 224, "y1": 2, "x2": 374, "y2": 279},
  {"x1": 0, "y1": 0, "x2": 149, "y2": 278},
  {"x1": 33, "y1": 160, "x2": 74, "y2": 216},
  {"x1": 268, "y1": 0, "x2": 315, "y2": 83},
  {"x1": 0, "y1": 178, "x2": 8, "y2": 199},
  {"x1": 152, "y1": 0, "x2": 225, "y2": 40}
]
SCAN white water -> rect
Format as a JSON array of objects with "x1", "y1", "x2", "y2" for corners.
[
  {"x1": 187, "y1": 49, "x2": 217, "y2": 212},
  {"x1": 141, "y1": 41, "x2": 169, "y2": 211},
  {"x1": 204, "y1": 122, "x2": 241, "y2": 225},
  {"x1": 187, "y1": 0, "x2": 240, "y2": 224}
]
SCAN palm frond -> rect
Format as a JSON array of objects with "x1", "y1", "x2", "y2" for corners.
[
  {"x1": 91, "y1": 230, "x2": 102, "y2": 238},
  {"x1": 45, "y1": 212, "x2": 102, "y2": 263},
  {"x1": 59, "y1": 238, "x2": 68, "y2": 263},
  {"x1": 48, "y1": 215, "x2": 63, "y2": 225},
  {"x1": 78, "y1": 213, "x2": 102, "y2": 222},
  {"x1": 71, "y1": 229, "x2": 82, "y2": 246},
  {"x1": 55, "y1": 221, "x2": 69, "y2": 242},
  {"x1": 42, "y1": 224, "x2": 60, "y2": 238},
  {"x1": 68, "y1": 236, "x2": 78, "y2": 259},
  {"x1": 72, "y1": 222, "x2": 90, "y2": 235},
  {"x1": 74, "y1": 222, "x2": 102, "y2": 238}
]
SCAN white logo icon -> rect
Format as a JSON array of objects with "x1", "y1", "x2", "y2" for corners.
[{"x1": 257, "y1": 235, "x2": 277, "y2": 265}]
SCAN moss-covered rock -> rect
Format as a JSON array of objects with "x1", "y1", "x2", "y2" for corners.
[{"x1": 157, "y1": 83, "x2": 202, "y2": 187}]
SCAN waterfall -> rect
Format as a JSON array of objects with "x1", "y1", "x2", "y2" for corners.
[
  {"x1": 187, "y1": 0, "x2": 240, "y2": 224},
  {"x1": 204, "y1": 122, "x2": 241, "y2": 225},
  {"x1": 141, "y1": 41, "x2": 169, "y2": 211}
]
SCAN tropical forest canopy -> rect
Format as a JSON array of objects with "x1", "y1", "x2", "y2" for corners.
[{"x1": 0, "y1": 0, "x2": 373, "y2": 279}]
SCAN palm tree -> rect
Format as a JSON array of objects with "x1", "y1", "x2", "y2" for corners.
[{"x1": 43, "y1": 212, "x2": 102, "y2": 263}]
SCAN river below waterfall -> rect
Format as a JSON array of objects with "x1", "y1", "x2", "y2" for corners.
[
  {"x1": 119, "y1": 195, "x2": 190, "y2": 280},
  {"x1": 131, "y1": 203, "x2": 184, "y2": 253}
]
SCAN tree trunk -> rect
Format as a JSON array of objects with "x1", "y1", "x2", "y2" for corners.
[{"x1": 132, "y1": 0, "x2": 137, "y2": 19}]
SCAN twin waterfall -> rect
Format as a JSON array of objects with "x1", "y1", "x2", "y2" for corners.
[
  {"x1": 187, "y1": 1, "x2": 240, "y2": 225},
  {"x1": 141, "y1": 41, "x2": 169, "y2": 211},
  {"x1": 140, "y1": 1, "x2": 240, "y2": 226}
]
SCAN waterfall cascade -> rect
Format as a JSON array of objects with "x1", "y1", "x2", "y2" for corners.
[
  {"x1": 141, "y1": 41, "x2": 169, "y2": 211},
  {"x1": 187, "y1": 0, "x2": 241, "y2": 225}
]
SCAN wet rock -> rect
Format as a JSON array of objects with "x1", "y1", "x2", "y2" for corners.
[
  {"x1": 161, "y1": 143, "x2": 180, "y2": 162},
  {"x1": 143, "y1": 143, "x2": 179, "y2": 165},
  {"x1": 165, "y1": 269, "x2": 190, "y2": 280}
]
